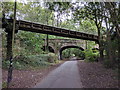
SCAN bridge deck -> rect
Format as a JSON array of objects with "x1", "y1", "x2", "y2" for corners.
[{"x1": 2, "y1": 19, "x2": 98, "y2": 42}]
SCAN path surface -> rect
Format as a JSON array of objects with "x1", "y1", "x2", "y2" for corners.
[{"x1": 34, "y1": 61, "x2": 83, "y2": 88}]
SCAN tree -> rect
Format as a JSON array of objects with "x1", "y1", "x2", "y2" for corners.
[
  {"x1": 45, "y1": 2, "x2": 71, "y2": 27},
  {"x1": 102, "y1": 2, "x2": 120, "y2": 67},
  {"x1": 73, "y1": 2, "x2": 107, "y2": 61},
  {"x1": 73, "y1": 2, "x2": 120, "y2": 67}
]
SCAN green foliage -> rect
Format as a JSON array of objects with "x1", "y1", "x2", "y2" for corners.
[
  {"x1": 2, "y1": 60, "x2": 10, "y2": 69},
  {"x1": 2, "y1": 2, "x2": 119, "y2": 69},
  {"x1": 104, "y1": 37, "x2": 120, "y2": 69},
  {"x1": 84, "y1": 49, "x2": 99, "y2": 62},
  {"x1": 62, "y1": 49, "x2": 71, "y2": 58},
  {"x1": 62, "y1": 48, "x2": 85, "y2": 59},
  {"x1": 2, "y1": 2, "x2": 14, "y2": 14},
  {"x1": 48, "y1": 53, "x2": 58, "y2": 63},
  {"x1": 2, "y1": 82, "x2": 7, "y2": 88},
  {"x1": 2, "y1": 53, "x2": 58, "y2": 70},
  {"x1": 16, "y1": 31, "x2": 45, "y2": 55},
  {"x1": 73, "y1": 2, "x2": 119, "y2": 68},
  {"x1": 79, "y1": 20, "x2": 97, "y2": 35}
]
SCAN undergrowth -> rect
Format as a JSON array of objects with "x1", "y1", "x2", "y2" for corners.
[{"x1": 2, "y1": 53, "x2": 58, "y2": 70}]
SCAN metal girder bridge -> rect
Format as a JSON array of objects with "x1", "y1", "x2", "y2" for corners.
[{"x1": 2, "y1": 19, "x2": 98, "y2": 42}]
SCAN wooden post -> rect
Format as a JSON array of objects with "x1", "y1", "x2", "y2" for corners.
[{"x1": 44, "y1": 38, "x2": 46, "y2": 52}]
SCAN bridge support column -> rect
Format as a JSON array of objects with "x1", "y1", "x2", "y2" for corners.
[
  {"x1": 57, "y1": 50, "x2": 62, "y2": 60},
  {"x1": 54, "y1": 50, "x2": 61, "y2": 60},
  {"x1": 6, "y1": 30, "x2": 13, "y2": 60},
  {"x1": 58, "y1": 52, "x2": 61, "y2": 60}
]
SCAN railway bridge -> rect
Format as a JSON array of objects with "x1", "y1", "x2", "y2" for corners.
[{"x1": 2, "y1": 18, "x2": 99, "y2": 60}]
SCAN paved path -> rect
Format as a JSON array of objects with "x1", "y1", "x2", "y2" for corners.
[{"x1": 34, "y1": 61, "x2": 83, "y2": 88}]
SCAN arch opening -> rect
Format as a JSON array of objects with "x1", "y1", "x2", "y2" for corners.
[
  {"x1": 42, "y1": 46, "x2": 55, "y2": 53},
  {"x1": 59, "y1": 46, "x2": 84, "y2": 60}
]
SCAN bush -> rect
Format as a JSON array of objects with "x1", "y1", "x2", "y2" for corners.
[
  {"x1": 2, "y1": 82, "x2": 7, "y2": 88},
  {"x1": 62, "y1": 48, "x2": 85, "y2": 59},
  {"x1": 76, "y1": 51, "x2": 85, "y2": 59},
  {"x1": 10, "y1": 54, "x2": 29, "y2": 69},
  {"x1": 103, "y1": 59, "x2": 112, "y2": 68},
  {"x1": 2, "y1": 53, "x2": 59, "y2": 70},
  {"x1": 2, "y1": 60, "x2": 10, "y2": 69},
  {"x1": 47, "y1": 53, "x2": 58, "y2": 63},
  {"x1": 103, "y1": 58, "x2": 119, "y2": 69},
  {"x1": 84, "y1": 49, "x2": 99, "y2": 62}
]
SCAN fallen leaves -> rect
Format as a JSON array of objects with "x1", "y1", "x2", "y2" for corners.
[{"x1": 77, "y1": 61, "x2": 119, "y2": 88}]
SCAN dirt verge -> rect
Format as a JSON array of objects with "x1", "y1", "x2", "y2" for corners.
[
  {"x1": 77, "y1": 60, "x2": 119, "y2": 88},
  {"x1": 2, "y1": 61, "x2": 64, "y2": 88}
]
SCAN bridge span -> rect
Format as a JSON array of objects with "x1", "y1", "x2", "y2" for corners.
[{"x1": 2, "y1": 19, "x2": 98, "y2": 42}]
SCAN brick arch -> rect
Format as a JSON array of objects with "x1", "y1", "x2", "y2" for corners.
[{"x1": 59, "y1": 45, "x2": 84, "y2": 60}]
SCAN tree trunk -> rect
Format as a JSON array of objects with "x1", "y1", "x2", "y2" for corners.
[
  {"x1": 96, "y1": 24, "x2": 104, "y2": 61},
  {"x1": 118, "y1": 37, "x2": 120, "y2": 75},
  {"x1": 106, "y1": 32, "x2": 113, "y2": 67},
  {"x1": 94, "y1": 16, "x2": 104, "y2": 61},
  {"x1": 99, "y1": 41, "x2": 104, "y2": 61}
]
